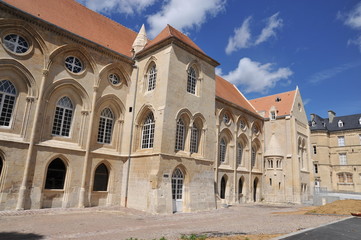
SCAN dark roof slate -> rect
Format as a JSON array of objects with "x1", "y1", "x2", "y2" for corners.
[{"x1": 309, "y1": 113, "x2": 361, "y2": 132}]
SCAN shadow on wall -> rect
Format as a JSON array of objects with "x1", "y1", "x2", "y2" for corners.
[{"x1": 0, "y1": 232, "x2": 44, "y2": 240}]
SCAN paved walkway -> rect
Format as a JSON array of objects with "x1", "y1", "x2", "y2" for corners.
[
  {"x1": 279, "y1": 217, "x2": 361, "y2": 240},
  {"x1": 0, "y1": 204, "x2": 346, "y2": 240}
]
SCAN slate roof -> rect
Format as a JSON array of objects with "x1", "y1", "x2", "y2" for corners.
[
  {"x1": 249, "y1": 90, "x2": 296, "y2": 118},
  {"x1": 309, "y1": 113, "x2": 361, "y2": 132},
  {"x1": 215, "y1": 75, "x2": 259, "y2": 115}
]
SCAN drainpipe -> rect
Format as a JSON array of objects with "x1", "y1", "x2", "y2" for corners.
[
  {"x1": 78, "y1": 85, "x2": 98, "y2": 208},
  {"x1": 16, "y1": 69, "x2": 48, "y2": 210},
  {"x1": 124, "y1": 60, "x2": 139, "y2": 207}
]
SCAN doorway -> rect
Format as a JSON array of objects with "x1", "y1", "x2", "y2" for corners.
[{"x1": 172, "y1": 168, "x2": 184, "y2": 212}]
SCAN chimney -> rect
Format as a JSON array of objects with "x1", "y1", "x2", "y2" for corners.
[
  {"x1": 310, "y1": 114, "x2": 315, "y2": 121},
  {"x1": 328, "y1": 110, "x2": 336, "y2": 123}
]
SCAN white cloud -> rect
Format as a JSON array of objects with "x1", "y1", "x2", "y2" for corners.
[
  {"x1": 147, "y1": 0, "x2": 226, "y2": 38},
  {"x1": 225, "y1": 17, "x2": 252, "y2": 54},
  {"x1": 225, "y1": 13, "x2": 283, "y2": 54},
  {"x1": 77, "y1": 0, "x2": 157, "y2": 15},
  {"x1": 303, "y1": 98, "x2": 311, "y2": 106},
  {"x1": 339, "y1": 2, "x2": 361, "y2": 51},
  {"x1": 308, "y1": 61, "x2": 361, "y2": 84},
  {"x1": 255, "y1": 12, "x2": 283, "y2": 45},
  {"x1": 342, "y1": 2, "x2": 361, "y2": 29},
  {"x1": 221, "y1": 57, "x2": 293, "y2": 93}
]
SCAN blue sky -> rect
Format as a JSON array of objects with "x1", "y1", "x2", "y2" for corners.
[{"x1": 77, "y1": 0, "x2": 361, "y2": 119}]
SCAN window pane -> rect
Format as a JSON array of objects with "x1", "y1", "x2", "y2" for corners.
[
  {"x1": 45, "y1": 158, "x2": 66, "y2": 189},
  {"x1": 148, "y1": 65, "x2": 157, "y2": 91},
  {"x1": 93, "y1": 164, "x2": 109, "y2": 191},
  {"x1": 175, "y1": 119, "x2": 185, "y2": 151},
  {"x1": 187, "y1": 67, "x2": 196, "y2": 94},
  {"x1": 142, "y1": 113, "x2": 155, "y2": 149},
  {"x1": 52, "y1": 97, "x2": 73, "y2": 137}
]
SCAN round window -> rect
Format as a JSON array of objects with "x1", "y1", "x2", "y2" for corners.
[
  {"x1": 3, "y1": 34, "x2": 29, "y2": 54},
  {"x1": 223, "y1": 113, "x2": 230, "y2": 124},
  {"x1": 108, "y1": 73, "x2": 121, "y2": 85},
  {"x1": 65, "y1": 56, "x2": 83, "y2": 73}
]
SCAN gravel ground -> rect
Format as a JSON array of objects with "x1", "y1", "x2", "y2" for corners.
[{"x1": 0, "y1": 204, "x2": 346, "y2": 240}]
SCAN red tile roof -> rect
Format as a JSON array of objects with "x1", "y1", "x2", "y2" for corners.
[
  {"x1": 144, "y1": 24, "x2": 204, "y2": 53},
  {"x1": 216, "y1": 75, "x2": 258, "y2": 115},
  {"x1": 249, "y1": 90, "x2": 296, "y2": 118},
  {"x1": 3, "y1": 0, "x2": 137, "y2": 57}
]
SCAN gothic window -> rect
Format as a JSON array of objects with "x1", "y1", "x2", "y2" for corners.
[
  {"x1": 187, "y1": 67, "x2": 197, "y2": 94},
  {"x1": 147, "y1": 65, "x2": 157, "y2": 91},
  {"x1": 93, "y1": 163, "x2": 109, "y2": 191},
  {"x1": 97, "y1": 108, "x2": 114, "y2": 144},
  {"x1": 65, "y1": 56, "x2": 83, "y2": 73},
  {"x1": 45, "y1": 158, "x2": 66, "y2": 189},
  {"x1": 3, "y1": 34, "x2": 29, "y2": 54},
  {"x1": 237, "y1": 143, "x2": 243, "y2": 165},
  {"x1": 251, "y1": 147, "x2": 256, "y2": 167},
  {"x1": 0, "y1": 80, "x2": 16, "y2": 127},
  {"x1": 52, "y1": 96, "x2": 73, "y2": 137},
  {"x1": 338, "y1": 172, "x2": 353, "y2": 183},
  {"x1": 219, "y1": 138, "x2": 227, "y2": 163},
  {"x1": 175, "y1": 119, "x2": 185, "y2": 151},
  {"x1": 108, "y1": 73, "x2": 121, "y2": 85},
  {"x1": 190, "y1": 124, "x2": 199, "y2": 153},
  {"x1": 141, "y1": 112, "x2": 155, "y2": 149},
  {"x1": 238, "y1": 177, "x2": 243, "y2": 195}
]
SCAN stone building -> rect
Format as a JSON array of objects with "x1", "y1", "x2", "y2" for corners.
[
  {"x1": 0, "y1": 0, "x2": 312, "y2": 213},
  {"x1": 250, "y1": 88, "x2": 312, "y2": 204},
  {"x1": 310, "y1": 111, "x2": 361, "y2": 193}
]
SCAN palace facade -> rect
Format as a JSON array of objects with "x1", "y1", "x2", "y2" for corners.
[{"x1": 0, "y1": 0, "x2": 312, "y2": 213}]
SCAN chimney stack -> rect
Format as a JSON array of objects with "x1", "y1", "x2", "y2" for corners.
[{"x1": 328, "y1": 110, "x2": 336, "y2": 123}]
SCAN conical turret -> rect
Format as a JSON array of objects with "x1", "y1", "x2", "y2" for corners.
[{"x1": 132, "y1": 24, "x2": 147, "y2": 54}]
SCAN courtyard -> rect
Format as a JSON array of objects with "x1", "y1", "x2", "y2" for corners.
[{"x1": 0, "y1": 204, "x2": 346, "y2": 240}]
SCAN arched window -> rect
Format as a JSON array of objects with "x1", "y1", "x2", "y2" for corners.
[
  {"x1": 52, "y1": 96, "x2": 73, "y2": 137},
  {"x1": 238, "y1": 177, "x2": 243, "y2": 195},
  {"x1": 45, "y1": 158, "x2": 66, "y2": 189},
  {"x1": 220, "y1": 176, "x2": 226, "y2": 199},
  {"x1": 93, "y1": 163, "x2": 109, "y2": 191},
  {"x1": 175, "y1": 119, "x2": 185, "y2": 151},
  {"x1": 251, "y1": 147, "x2": 256, "y2": 167},
  {"x1": 97, "y1": 108, "x2": 114, "y2": 144},
  {"x1": 237, "y1": 143, "x2": 243, "y2": 165},
  {"x1": 187, "y1": 67, "x2": 197, "y2": 94},
  {"x1": 141, "y1": 112, "x2": 155, "y2": 149},
  {"x1": 190, "y1": 124, "x2": 199, "y2": 153},
  {"x1": 219, "y1": 138, "x2": 227, "y2": 163},
  {"x1": 147, "y1": 64, "x2": 157, "y2": 91},
  {"x1": 0, "y1": 80, "x2": 17, "y2": 127}
]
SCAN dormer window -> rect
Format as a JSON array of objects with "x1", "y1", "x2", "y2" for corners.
[
  {"x1": 311, "y1": 121, "x2": 316, "y2": 126},
  {"x1": 338, "y1": 120, "x2": 343, "y2": 128},
  {"x1": 270, "y1": 111, "x2": 276, "y2": 120},
  {"x1": 359, "y1": 117, "x2": 361, "y2": 125},
  {"x1": 275, "y1": 97, "x2": 281, "y2": 102}
]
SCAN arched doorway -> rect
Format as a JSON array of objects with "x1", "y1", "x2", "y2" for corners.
[
  {"x1": 253, "y1": 178, "x2": 258, "y2": 202},
  {"x1": 238, "y1": 177, "x2": 244, "y2": 201},
  {"x1": 220, "y1": 176, "x2": 227, "y2": 199},
  {"x1": 172, "y1": 168, "x2": 184, "y2": 212}
]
